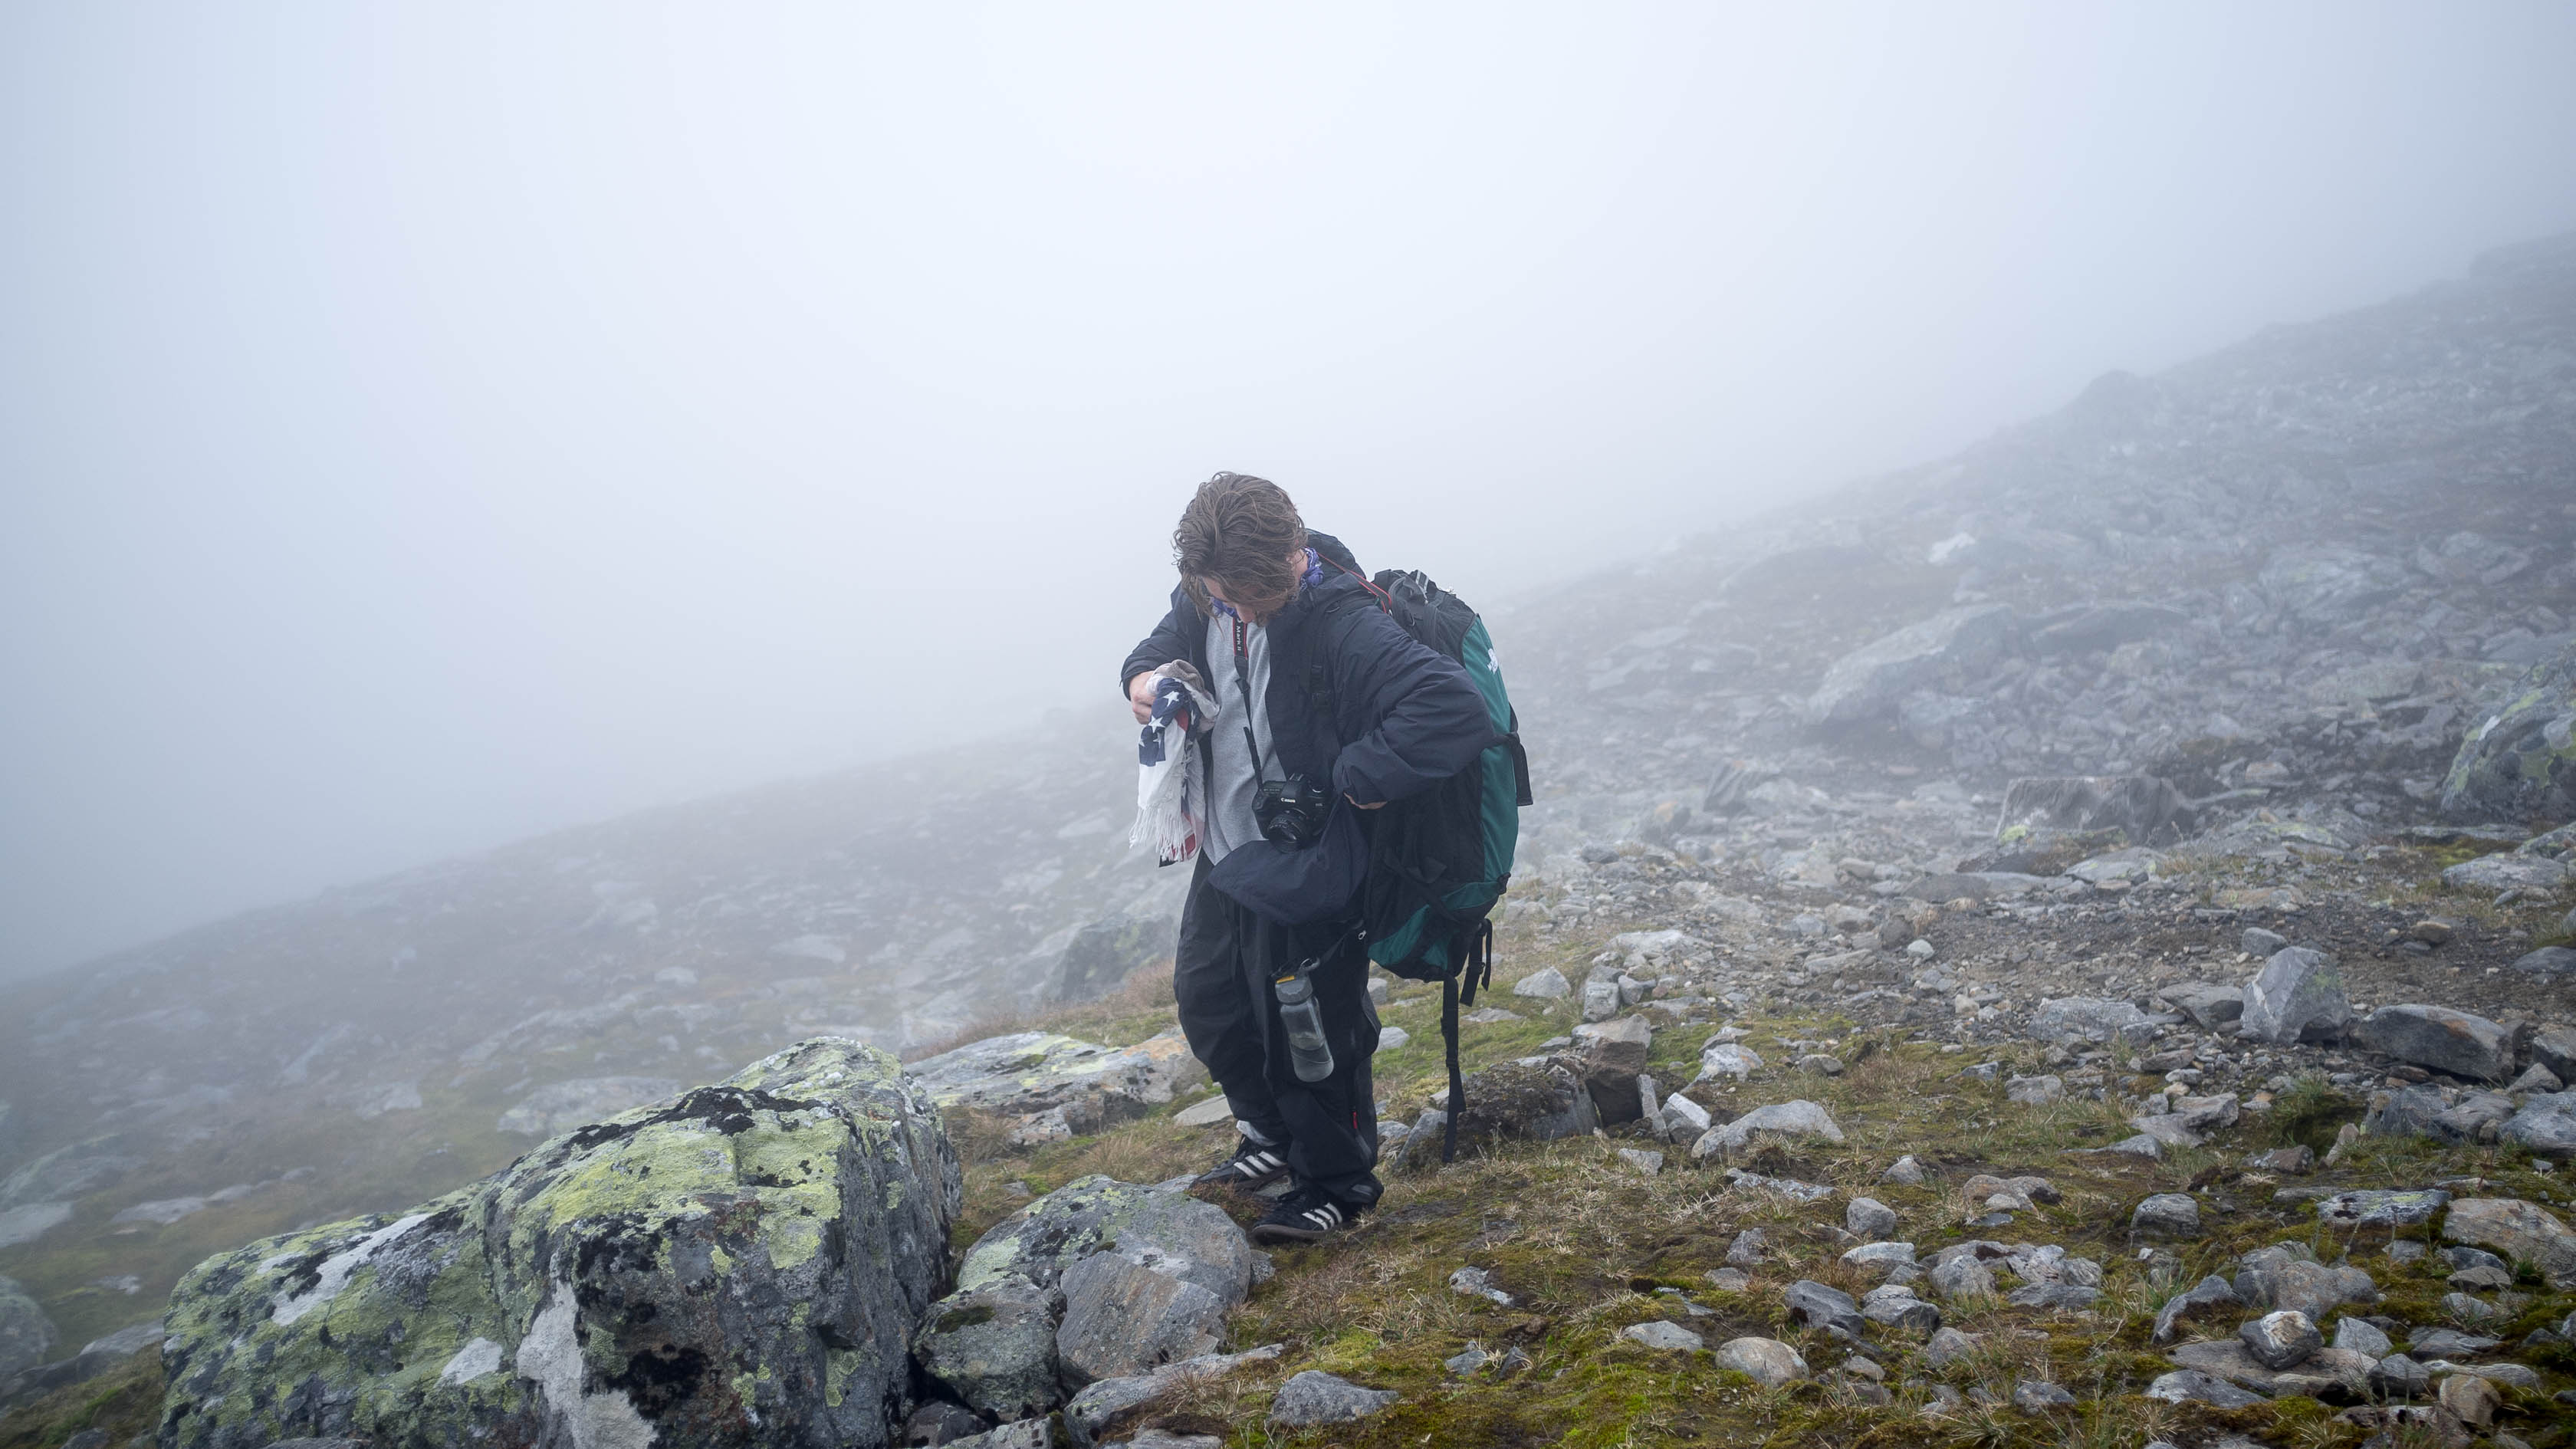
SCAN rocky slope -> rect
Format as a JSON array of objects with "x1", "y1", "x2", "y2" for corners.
[{"x1": 3, "y1": 232, "x2": 2576, "y2": 1445}]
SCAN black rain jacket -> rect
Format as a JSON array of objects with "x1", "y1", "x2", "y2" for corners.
[{"x1": 1119, "y1": 532, "x2": 1493, "y2": 917}]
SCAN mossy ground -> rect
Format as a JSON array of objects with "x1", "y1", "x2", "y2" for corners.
[
  {"x1": 949, "y1": 935, "x2": 2576, "y2": 1448},
  {"x1": 0, "y1": 1346, "x2": 162, "y2": 1449}
]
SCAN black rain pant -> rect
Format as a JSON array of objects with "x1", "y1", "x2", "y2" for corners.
[{"x1": 1172, "y1": 854, "x2": 1382, "y2": 1207}]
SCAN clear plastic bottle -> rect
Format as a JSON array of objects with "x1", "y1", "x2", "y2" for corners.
[{"x1": 1273, "y1": 968, "x2": 1336, "y2": 1083}]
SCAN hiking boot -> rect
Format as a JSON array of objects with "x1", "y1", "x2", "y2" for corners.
[
  {"x1": 1250, "y1": 1183, "x2": 1360, "y2": 1245},
  {"x1": 1194, "y1": 1135, "x2": 1291, "y2": 1194}
]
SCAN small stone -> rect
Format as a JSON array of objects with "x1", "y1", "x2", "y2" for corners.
[
  {"x1": 2005, "y1": 1074, "x2": 2064, "y2": 1105},
  {"x1": 2132, "y1": 1194, "x2": 2200, "y2": 1237},
  {"x1": 2239, "y1": 946, "x2": 2352, "y2": 1044},
  {"x1": 1922, "y1": 1326, "x2": 1981, "y2": 1366},
  {"x1": 2242, "y1": 926, "x2": 2290, "y2": 955},
  {"x1": 2315, "y1": 1188, "x2": 2450, "y2": 1227},
  {"x1": 2239, "y1": 1309, "x2": 2321, "y2": 1370},
  {"x1": 2331, "y1": 1316, "x2": 2390, "y2": 1358},
  {"x1": 1618, "y1": 1148, "x2": 1664, "y2": 1177},
  {"x1": 2508, "y1": 1063, "x2": 2564, "y2": 1094},
  {"x1": 2249, "y1": 1145, "x2": 2315, "y2": 1174},
  {"x1": 1620, "y1": 1320, "x2": 1704, "y2": 1352},
  {"x1": 1905, "y1": 938, "x2": 1936, "y2": 959},
  {"x1": 1927, "y1": 1254, "x2": 1996, "y2": 1300},
  {"x1": 2411, "y1": 919, "x2": 2454, "y2": 946},
  {"x1": 1881, "y1": 1155, "x2": 1926, "y2": 1185},
  {"x1": 1846, "y1": 1197, "x2": 1899, "y2": 1239},
  {"x1": 2151, "y1": 1274, "x2": 2242, "y2": 1342},
  {"x1": 1172, "y1": 1096, "x2": 1234, "y2": 1128},
  {"x1": 2369, "y1": 1352, "x2": 2431, "y2": 1398},
  {"x1": 1690, "y1": 1099, "x2": 1843, "y2": 1158},
  {"x1": 1447, "y1": 1267, "x2": 1516, "y2": 1306},
  {"x1": 1704, "y1": 1267, "x2": 1751, "y2": 1293},
  {"x1": 1725, "y1": 1228, "x2": 1765, "y2": 1267},
  {"x1": 2004, "y1": 1282, "x2": 2101, "y2": 1311},
  {"x1": 2010, "y1": 1380, "x2": 2075, "y2": 1412},
  {"x1": 1783, "y1": 1280, "x2": 1865, "y2": 1339},
  {"x1": 1265, "y1": 1370, "x2": 1398, "y2": 1427},
  {"x1": 2436, "y1": 1370, "x2": 2499, "y2": 1428},
  {"x1": 1512, "y1": 966, "x2": 1572, "y2": 999},
  {"x1": 1714, "y1": 1336, "x2": 1808, "y2": 1386},
  {"x1": 2144, "y1": 1368, "x2": 2266, "y2": 1408},
  {"x1": 1839, "y1": 1242, "x2": 1918, "y2": 1280},
  {"x1": 1858, "y1": 1285, "x2": 1940, "y2": 1332}
]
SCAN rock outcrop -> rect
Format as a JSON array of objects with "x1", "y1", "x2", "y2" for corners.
[
  {"x1": 159, "y1": 1038, "x2": 959, "y2": 1449},
  {"x1": 905, "y1": 1030, "x2": 1207, "y2": 1146}
]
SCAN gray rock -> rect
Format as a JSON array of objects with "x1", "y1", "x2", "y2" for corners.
[
  {"x1": 2167, "y1": 983, "x2": 2246, "y2": 1031},
  {"x1": 2240, "y1": 927, "x2": 2290, "y2": 955},
  {"x1": 2354, "y1": 1004, "x2": 2516, "y2": 1082},
  {"x1": 1921, "y1": 1327, "x2": 1980, "y2": 1366},
  {"x1": 159, "y1": 1038, "x2": 960, "y2": 1449},
  {"x1": 958, "y1": 1178, "x2": 1252, "y2": 1307},
  {"x1": 908, "y1": 1031, "x2": 1207, "y2": 1137},
  {"x1": 2151, "y1": 1274, "x2": 2242, "y2": 1342},
  {"x1": 1659, "y1": 1092, "x2": 1714, "y2": 1142},
  {"x1": 1840, "y1": 1242, "x2": 1918, "y2": 1280},
  {"x1": 1995, "y1": 773, "x2": 2193, "y2": 845},
  {"x1": 2438, "y1": 639, "x2": 2576, "y2": 820},
  {"x1": 948, "y1": 1421, "x2": 1056, "y2": 1449},
  {"x1": 1692, "y1": 1043, "x2": 1764, "y2": 1083},
  {"x1": 1056, "y1": 1254, "x2": 1228, "y2": 1389},
  {"x1": 1782, "y1": 1280, "x2": 1864, "y2": 1339},
  {"x1": 2409, "y1": 1326, "x2": 2499, "y2": 1357},
  {"x1": 1447, "y1": 1267, "x2": 1516, "y2": 1306},
  {"x1": 1845, "y1": 1197, "x2": 1898, "y2": 1240},
  {"x1": 0, "y1": 1275, "x2": 54, "y2": 1379},
  {"x1": 915, "y1": 1279, "x2": 1063, "y2": 1418},
  {"x1": 1806, "y1": 603, "x2": 2013, "y2": 724},
  {"x1": 2132, "y1": 1194, "x2": 2200, "y2": 1237},
  {"x1": 1858, "y1": 1285, "x2": 1939, "y2": 1332},
  {"x1": 2442, "y1": 853, "x2": 2573, "y2": 893},
  {"x1": 2507, "y1": 1062, "x2": 2564, "y2": 1093},
  {"x1": 2010, "y1": 1379, "x2": 2075, "y2": 1412},
  {"x1": 2238, "y1": 948, "x2": 2351, "y2": 1044},
  {"x1": 1927, "y1": 1254, "x2": 1996, "y2": 1301},
  {"x1": 1689, "y1": 1099, "x2": 1843, "y2": 1158},
  {"x1": 2004, "y1": 1282, "x2": 2100, "y2": 1311},
  {"x1": 1264, "y1": 1370, "x2": 1397, "y2": 1427},
  {"x1": 2144, "y1": 1368, "x2": 2266, "y2": 1408},
  {"x1": 2503, "y1": 1091, "x2": 2576, "y2": 1157},
  {"x1": 2533, "y1": 1025, "x2": 2576, "y2": 1079},
  {"x1": 1723, "y1": 1228, "x2": 1765, "y2": 1268},
  {"x1": 2443, "y1": 1197, "x2": 2576, "y2": 1289},
  {"x1": 1049, "y1": 905, "x2": 1182, "y2": 1004},
  {"x1": 1582, "y1": 977, "x2": 1622, "y2": 1022},
  {"x1": 1618, "y1": 1148, "x2": 1664, "y2": 1176},
  {"x1": 1511, "y1": 966, "x2": 1571, "y2": 999},
  {"x1": 2005, "y1": 1074, "x2": 2065, "y2": 1104},
  {"x1": 2368, "y1": 1352, "x2": 2430, "y2": 1398},
  {"x1": 1880, "y1": 1155, "x2": 1926, "y2": 1186},
  {"x1": 2239, "y1": 1309, "x2": 2321, "y2": 1370},
  {"x1": 2026, "y1": 997, "x2": 2155, "y2": 1046},
  {"x1": 1450, "y1": 1059, "x2": 1598, "y2": 1147},
  {"x1": 1619, "y1": 1320, "x2": 1704, "y2": 1352},
  {"x1": 2512, "y1": 945, "x2": 2576, "y2": 975},
  {"x1": 2235, "y1": 1249, "x2": 2379, "y2": 1322},
  {"x1": 2367, "y1": 1084, "x2": 2517, "y2": 1143},
  {"x1": 1712, "y1": 1336, "x2": 1807, "y2": 1386},
  {"x1": 2331, "y1": 1316, "x2": 2391, "y2": 1358}
]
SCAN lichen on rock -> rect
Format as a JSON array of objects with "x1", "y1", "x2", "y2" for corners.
[{"x1": 158, "y1": 1037, "x2": 960, "y2": 1449}]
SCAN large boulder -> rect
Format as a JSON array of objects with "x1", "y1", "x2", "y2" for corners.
[
  {"x1": 1993, "y1": 775, "x2": 2193, "y2": 848},
  {"x1": 1806, "y1": 604, "x2": 2013, "y2": 724},
  {"x1": 2443, "y1": 1198, "x2": 2576, "y2": 1290},
  {"x1": 1447, "y1": 1059, "x2": 1599, "y2": 1149},
  {"x1": 941, "y1": 1176, "x2": 1254, "y2": 1397},
  {"x1": 158, "y1": 1038, "x2": 961, "y2": 1449},
  {"x1": 2353, "y1": 1005, "x2": 2516, "y2": 1082},
  {"x1": 0, "y1": 1275, "x2": 54, "y2": 1378},
  {"x1": 2026, "y1": 997, "x2": 2155, "y2": 1046},
  {"x1": 2504, "y1": 1092, "x2": 2576, "y2": 1158},
  {"x1": 905, "y1": 1030, "x2": 1208, "y2": 1144},
  {"x1": 2440, "y1": 639, "x2": 2576, "y2": 820},
  {"x1": 1689, "y1": 1100, "x2": 1844, "y2": 1160},
  {"x1": 2239, "y1": 948, "x2": 2351, "y2": 1044}
]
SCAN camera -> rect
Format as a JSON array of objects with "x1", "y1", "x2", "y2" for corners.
[{"x1": 1253, "y1": 775, "x2": 1332, "y2": 847}]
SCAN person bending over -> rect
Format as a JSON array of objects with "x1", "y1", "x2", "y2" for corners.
[{"x1": 1120, "y1": 472, "x2": 1490, "y2": 1244}]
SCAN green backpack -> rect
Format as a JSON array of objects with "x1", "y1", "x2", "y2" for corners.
[{"x1": 1328, "y1": 564, "x2": 1532, "y2": 1163}]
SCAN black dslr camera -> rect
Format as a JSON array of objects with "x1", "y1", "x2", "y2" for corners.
[{"x1": 1254, "y1": 775, "x2": 1332, "y2": 848}]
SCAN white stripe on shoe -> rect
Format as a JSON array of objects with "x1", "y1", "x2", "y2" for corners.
[{"x1": 1233, "y1": 1150, "x2": 1285, "y2": 1180}]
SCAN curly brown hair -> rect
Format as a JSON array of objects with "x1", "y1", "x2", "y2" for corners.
[{"x1": 1173, "y1": 472, "x2": 1309, "y2": 622}]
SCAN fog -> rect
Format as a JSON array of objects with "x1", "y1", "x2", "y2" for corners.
[{"x1": 4, "y1": 2, "x2": 2572, "y2": 979}]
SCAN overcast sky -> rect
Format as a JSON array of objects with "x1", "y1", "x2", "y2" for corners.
[{"x1": 5, "y1": 2, "x2": 2574, "y2": 979}]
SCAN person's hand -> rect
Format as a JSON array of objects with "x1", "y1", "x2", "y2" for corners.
[
  {"x1": 1128, "y1": 672, "x2": 1159, "y2": 724},
  {"x1": 1346, "y1": 794, "x2": 1385, "y2": 810}
]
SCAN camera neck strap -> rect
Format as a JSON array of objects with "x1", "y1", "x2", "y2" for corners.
[{"x1": 1230, "y1": 618, "x2": 1277, "y2": 785}]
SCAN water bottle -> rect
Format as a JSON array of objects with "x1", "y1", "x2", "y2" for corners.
[{"x1": 1273, "y1": 964, "x2": 1336, "y2": 1083}]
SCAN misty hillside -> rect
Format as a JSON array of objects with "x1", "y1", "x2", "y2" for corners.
[{"x1": 5, "y1": 232, "x2": 2575, "y2": 1354}]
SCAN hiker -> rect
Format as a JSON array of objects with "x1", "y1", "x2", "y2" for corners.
[{"x1": 1121, "y1": 473, "x2": 1493, "y2": 1245}]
